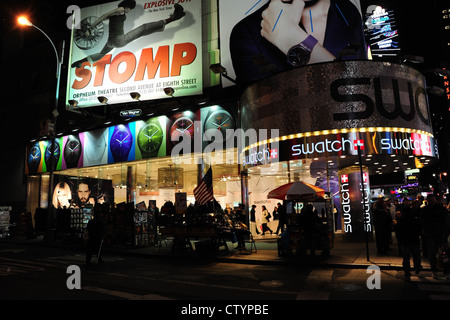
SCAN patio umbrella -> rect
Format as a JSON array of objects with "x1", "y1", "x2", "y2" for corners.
[{"x1": 267, "y1": 181, "x2": 326, "y2": 201}]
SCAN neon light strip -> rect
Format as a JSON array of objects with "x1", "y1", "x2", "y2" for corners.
[{"x1": 242, "y1": 127, "x2": 434, "y2": 152}]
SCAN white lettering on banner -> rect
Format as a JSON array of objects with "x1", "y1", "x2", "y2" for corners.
[
  {"x1": 242, "y1": 147, "x2": 278, "y2": 167},
  {"x1": 380, "y1": 137, "x2": 431, "y2": 154},
  {"x1": 291, "y1": 138, "x2": 358, "y2": 156},
  {"x1": 340, "y1": 174, "x2": 352, "y2": 233},
  {"x1": 361, "y1": 173, "x2": 372, "y2": 232}
]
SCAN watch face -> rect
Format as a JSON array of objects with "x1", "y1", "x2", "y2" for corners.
[
  {"x1": 137, "y1": 120, "x2": 163, "y2": 156},
  {"x1": 110, "y1": 125, "x2": 133, "y2": 162},
  {"x1": 170, "y1": 116, "x2": 195, "y2": 145},
  {"x1": 204, "y1": 109, "x2": 235, "y2": 141},
  {"x1": 287, "y1": 46, "x2": 310, "y2": 67},
  {"x1": 64, "y1": 135, "x2": 82, "y2": 168},
  {"x1": 27, "y1": 143, "x2": 41, "y2": 174},
  {"x1": 45, "y1": 140, "x2": 61, "y2": 171}
]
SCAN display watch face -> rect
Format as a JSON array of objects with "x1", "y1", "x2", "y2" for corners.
[
  {"x1": 45, "y1": 141, "x2": 60, "y2": 170},
  {"x1": 110, "y1": 125, "x2": 133, "y2": 162},
  {"x1": 287, "y1": 46, "x2": 310, "y2": 67},
  {"x1": 170, "y1": 116, "x2": 194, "y2": 145},
  {"x1": 204, "y1": 110, "x2": 235, "y2": 140},
  {"x1": 64, "y1": 135, "x2": 82, "y2": 168},
  {"x1": 137, "y1": 121, "x2": 163, "y2": 155},
  {"x1": 27, "y1": 143, "x2": 41, "y2": 173}
]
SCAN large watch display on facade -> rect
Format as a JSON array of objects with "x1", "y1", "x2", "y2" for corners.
[
  {"x1": 137, "y1": 119, "x2": 163, "y2": 157},
  {"x1": 110, "y1": 124, "x2": 133, "y2": 162},
  {"x1": 203, "y1": 109, "x2": 236, "y2": 141},
  {"x1": 170, "y1": 116, "x2": 195, "y2": 146},
  {"x1": 64, "y1": 134, "x2": 82, "y2": 168},
  {"x1": 27, "y1": 142, "x2": 41, "y2": 174},
  {"x1": 45, "y1": 140, "x2": 61, "y2": 171}
]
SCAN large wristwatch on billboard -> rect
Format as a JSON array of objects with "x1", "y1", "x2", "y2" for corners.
[
  {"x1": 45, "y1": 140, "x2": 61, "y2": 171},
  {"x1": 27, "y1": 142, "x2": 41, "y2": 174},
  {"x1": 170, "y1": 116, "x2": 195, "y2": 146},
  {"x1": 110, "y1": 124, "x2": 133, "y2": 162},
  {"x1": 287, "y1": 35, "x2": 318, "y2": 67},
  {"x1": 203, "y1": 108, "x2": 236, "y2": 142},
  {"x1": 137, "y1": 118, "x2": 163, "y2": 158},
  {"x1": 64, "y1": 134, "x2": 82, "y2": 168}
]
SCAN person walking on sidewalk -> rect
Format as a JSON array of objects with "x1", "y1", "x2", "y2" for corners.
[
  {"x1": 250, "y1": 204, "x2": 260, "y2": 235},
  {"x1": 86, "y1": 212, "x2": 104, "y2": 266},
  {"x1": 396, "y1": 198, "x2": 423, "y2": 280},
  {"x1": 373, "y1": 195, "x2": 391, "y2": 254},
  {"x1": 420, "y1": 194, "x2": 447, "y2": 278},
  {"x1": 261, "y1": 205, "x2": 273, "y2": 235}
]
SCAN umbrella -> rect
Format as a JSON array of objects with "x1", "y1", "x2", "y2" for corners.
[{"x1": 267, "y1": 181, "x2": 326, "y2": 201}]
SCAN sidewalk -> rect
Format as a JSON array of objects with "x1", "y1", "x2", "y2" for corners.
[{"x1": 2, "y1": 233, "x2": 431, "y2": 271}]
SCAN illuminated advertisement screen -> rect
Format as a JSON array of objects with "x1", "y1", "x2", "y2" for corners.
[
  {"x1": 66, "y1": 0, "x2": 202, "y2": 108},
  {"x1": 219, "y1": 0, "x2": 366, "y2": 86},
  {"x1": 52, "y1": 174, "x2": 114, "y2": 209},
  {"x1": 364, "y1": 5, "x2": 400, "y2": 58}
]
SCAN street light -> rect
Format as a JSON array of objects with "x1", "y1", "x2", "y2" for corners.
[{"x1": 18, "y1": 15, "x2": 64, "y2": 242}]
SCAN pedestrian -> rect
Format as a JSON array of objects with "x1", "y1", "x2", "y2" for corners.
[
  {"x1": 86, "y1": 212, "x2": 104, "y2": 266},
  {"x1": 250, "y1": 204, "x2": 260, "y2": 235},
  {"x1": 261, "y1": 205, "x2": 273, "y2": 235},
  {"x1": 276, "y1": 202, "x2": 287, "y2": 235},
  {"x1": 420, "y1": 194, "x2": 447, "y2": 278},
  {"x1": 299, "y1": 204, "x2": 321, "y2": 255},
  {"x1": 372, "y1": 195, "x2": 391, "y2": 254},
  {"x1": 396, "y1": 199, "x2": 423, "y2": 281}
]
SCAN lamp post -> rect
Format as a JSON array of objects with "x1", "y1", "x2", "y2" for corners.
[{"x1": 18, "y1": 16, "x2": 64, "y2": 241}]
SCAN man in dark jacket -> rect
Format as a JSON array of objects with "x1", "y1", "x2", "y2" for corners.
[
  {"x1": 420, "y1": 194, "x2": 447, "y2": 278},
  {"x1": 397, "y1": 199, "x2": 422, "y2": 280},
  {"x1": 86, "y1": 212, "x2": 104, "y2": 265}
]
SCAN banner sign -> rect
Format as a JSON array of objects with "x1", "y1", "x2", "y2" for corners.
[
  {"x1": 66, "y1": 0, "x2": 202, "y2": 108},
  {"x1": 241, "y1": 129, "x2": 437, "y2": 169},
  {"x1": 339, "y1": 167, "x2": 371, "y2": 238}
]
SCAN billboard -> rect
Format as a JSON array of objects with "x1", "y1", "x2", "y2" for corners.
[
  {"x1": 363, "y1": 5, "x2": 400, "y2": 59},
  {"x1": 66, "y1": 0, "x2": 202, "y2": 108},
  {"x1": 25, "y1": 105, "x2": 238, "y2": 174},
  {"x1": 219, "y1": 0, "x2": 366, "y2": 86}
]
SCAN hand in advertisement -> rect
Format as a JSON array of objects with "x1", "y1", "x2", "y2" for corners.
[{"x1": 260, "y1": 0, "x2": 307, "y2": 55}]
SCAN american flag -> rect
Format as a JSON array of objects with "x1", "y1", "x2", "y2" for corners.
[{"x1": 194, "y1": 167, "x2": 214, "y2": 205}]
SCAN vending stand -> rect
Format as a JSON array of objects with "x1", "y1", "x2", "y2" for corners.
[{"x1": 267, "y1": 182, "x2": 334, "y2": 257}]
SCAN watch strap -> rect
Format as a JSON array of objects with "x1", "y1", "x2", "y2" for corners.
[{"x1": 301, "y1": 35, "x2": 318, "y2": 51}]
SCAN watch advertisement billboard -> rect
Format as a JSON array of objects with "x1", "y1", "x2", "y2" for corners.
[
  {"x1": 25, "y1": 105, "x2": 238, "y2": 174},
  {"x1": 66, "y1": 0, "x2": 202, "y2": 109},
  {"x1": 219, "y1": 0, "x2": 366, "y2": 86}
]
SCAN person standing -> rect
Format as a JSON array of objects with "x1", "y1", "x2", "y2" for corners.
[
  {"x1": 420, "y1": 194, "x2": 447, "y2": 278},
  {"x1": 261, "y1": 205, "x2": 273, "y2": 235},
  {"x1": 372, "y1": 195, "x2": 391, "y2": 254},
  {"x1": 86, "y1": 212, "x2": 104, "y2": 266},
  {"x1": 276, "y1": 202, "x2": 287, "y2": 235},
  {"x1": 250, "y1": 205, "x2": 260, "y2": 235},
  {"x1": 396, "y1": 199, "x2": 423, "y2": 280}
]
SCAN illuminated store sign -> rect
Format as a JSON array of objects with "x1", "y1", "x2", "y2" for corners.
[
  {"x1": 241, "y1": 128, "x2": 436, "y2": 169},
  {"x1": 339, "y1": 169, "x2": 371, "y2": 236},
  {"x1": 66, "y1": 0, "x2": 202, "y2": 108},
  {"x1": 364, "y1": 5, "x2": 400, "y2": 58},
  {"x1": 443, "y1": 68, "x2": 450, "y2": 110}
]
